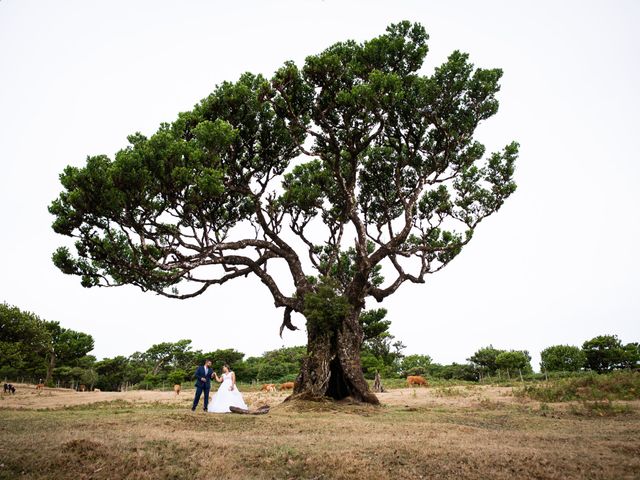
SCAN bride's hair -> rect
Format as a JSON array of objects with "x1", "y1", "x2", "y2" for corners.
[{"x1": 223, "y1": 363, "x2": 230, "y2": 371}]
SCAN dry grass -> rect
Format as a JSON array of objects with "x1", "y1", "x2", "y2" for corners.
[
  {"x1": 0, "y1": 383, "x2": 639, "y2": 479},
  {"x1": 515, "y1": 371, "x2": 640, "y2": 402}
]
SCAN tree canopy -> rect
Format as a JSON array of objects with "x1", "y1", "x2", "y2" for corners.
[
  {"x1": 0, "y1": 303, "x2": 95, "y2": 386},
  {"x1": 468, "y1": 345, "x2": 505, "y2": 377},
  {"x1": 582, "y1": 335, "x2": 639, "y2": 373},
  {"x1": 49, "y1": 21, "x2": 518, "y2": 402},
  {"x1": 540, "y1": 344, "x2": 586, "y2": 372},
  {"x1": 495, "y1": 350, "x2": 531, "y2": 378},
  {"x1": 50, "y1": 21, "x2": 517, "y2": 322}
]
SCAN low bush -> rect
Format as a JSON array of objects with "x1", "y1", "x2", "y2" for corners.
[{"x1": 518, "y1": 370, "x2": 640, "y2": 402}]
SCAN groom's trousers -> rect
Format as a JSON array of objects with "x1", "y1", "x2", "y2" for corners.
[{"x1": 192, "y1": 384, "x2": 210, "y2": 410}]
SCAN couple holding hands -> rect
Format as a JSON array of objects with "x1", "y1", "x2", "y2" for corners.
[{"x1": 192, "y1": 359, "x2": 248, "y2": 413}]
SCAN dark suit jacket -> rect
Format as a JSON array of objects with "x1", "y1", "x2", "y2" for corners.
[{"x1": 194, "y1": 365, "x2": 215, "y2": 388}]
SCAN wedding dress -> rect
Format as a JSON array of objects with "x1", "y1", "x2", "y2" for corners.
[{"x1": 207, "y1": 372, "x2": 248, "y2": 413}]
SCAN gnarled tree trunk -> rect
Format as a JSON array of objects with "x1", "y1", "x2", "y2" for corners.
[{"x1": 293, "y1": 311, "x2": 379, "y2": 405}]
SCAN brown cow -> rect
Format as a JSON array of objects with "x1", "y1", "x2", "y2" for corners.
[
  {"x1": 79, "y1": 384, "x2": 86, "y2": 392},
  {"x1": 407, "y1": 375, "x2": 428, "y2": 387},
  {"x1": 35, "y1": 383, "x2": 44, "y2": 390},
  {"x1": 174, "y1": 384, "x2": 181, "y2": 395},
  {"x1": 261, "y1": 383, "x2": 276, "y2": 393},
  {"x1": 278, "y1": 382, "x2": 294, "y2": 391}
]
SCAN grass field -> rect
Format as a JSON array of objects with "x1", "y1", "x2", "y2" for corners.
[{"x1": 0, "y1": 381, "x2": 639, "y2": 479}]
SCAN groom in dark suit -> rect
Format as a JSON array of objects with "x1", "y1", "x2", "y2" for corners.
[{"x1": 192, "y1": 359, "x2": 215, "y2": 411}]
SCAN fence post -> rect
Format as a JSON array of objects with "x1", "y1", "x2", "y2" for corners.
[{"x1": 373, "y1": 371, "x2": 384, "y2": 393}]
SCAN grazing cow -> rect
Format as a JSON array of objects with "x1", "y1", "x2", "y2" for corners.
[
  {"x1": 3, "y1": 383, "x2": 15, "y2": 394},
  {"x1": 278, "y1": 382, "x2": 294, "y2": 391},
  {"x1": 35, "y1": 383, "x2": 45, "y2": 390},
  {"x1": 407, "y1": 375, "x2": 428, "y2": 387},
  {"x1": 174, "y1": 384, "x2": 181, "y2": 395},
  {"x1": 261, "y1": 383, "x2": 276, "y2": 393},
  {"x1": 93, "y1": 388, "x2": 101, "y2": 392}
]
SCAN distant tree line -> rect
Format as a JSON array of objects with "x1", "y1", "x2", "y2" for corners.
[
  {"x1": 464, "y1": 336, "x2": 640, "y2": 381},
  {"x1": 0, "y1": 303, "x2": 95, "y2": 388},
  {"x1": 540, "y1": 336, "x2": 640, "y2": 373},
  {"x1": 1, "y1": 303, "x2": 637, "y2": 390},
  {"x1": 94, "y1": 343, "x2": 308, "y2": 391}
]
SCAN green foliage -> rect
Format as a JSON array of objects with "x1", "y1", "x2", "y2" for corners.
[
  {"x1": 94, "y1": 356, "x2": 130, "y2": 391},
  {"x1": 359, "y1": 350, "x2": 387, "y2": 378},
  {"x1": 437, "y1": 363, "x2": 479, "y2": 381},
  {"x1": 51, "y1": 327, "x2": 94, "y2": 366},
  {"x1": 4, "y1": 300, "x2": 636, "y2": 395},
  {"x1": 621, "y1": 342, "x2": 640, "y2": 369},
  {"x1": 0, "y1": 303, "x2": 50, "y2": 379},
  {"x1": 49, "y1": 69, "x2": 304, "y2": 292},
  {"x1": 280, "y1": 159, "x2": 333, "y2": 216},
  {"x1": 142, "y1": 339, "x2": 196, "y2": 375},
  {"x1": 400, "y1": 354, "x2": 433, "y2": 376},
  {"x1": 167, "y1": 369, "x2": 188, "y2": 385},
  {"x1": 314, "y1": 244, "x2": 384, "y2": 293},
  {"x1": 242, "y1": 346, "x2": 306, "y2": 383},
  {"x1": 359, "y1": 309, "x2": 405, "y2": 378},
  {"x1": 519, "y1": 370, "x2": 640, "y2": 402},
  {"x1": 92, "y1": 343, "x2": 247, "y2": 390},
  {"x1": 495, "y1": 350, "x2": 531, "y2": 378},
  {"x1": 198, "y1": 348, "x2": 245, "y2": 369},
  {"x1": 423, "y1": 362, "x2": 479, "y2": 381},
  {"x1": 582, "y1": 335, "x2": 636, "y2": 373},
  {"x1": 303, "y1": 280, "x2": 350, "y2": 336},
  {"x1": 78, "y1": 366, "x2": 99, "y2": 388},
  {"x1": 43, "y1": 321, "x2": 95, "y2": 384},
  {"x1": 360, "y1": 309, "x2": 391, "y2": 342},
  {"x1": 199, "y1": 348, "x2": 247, "y2": 380},
  {"x1": 0, "y1": 303, "x2": 95, "y2": 385},
  {"x1": 467, "y1": 345, "x2": 505, "y2": 377},
  {"x1": 540, "y1": 345, "x2": 586, "y2": 372},
  {"x1": 53, "y1": 356, "x2": 97, "y2": 389}
]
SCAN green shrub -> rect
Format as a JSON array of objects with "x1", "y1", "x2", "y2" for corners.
[
  {"x1": 519, "y1": 370, "x2": 640, "y2": 402},
  {"x1": 540, "y1": 345, "x2": 586, "y2": 372}
]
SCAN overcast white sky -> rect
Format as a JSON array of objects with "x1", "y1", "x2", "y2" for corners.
[{"x1": 1, "y1": 0, "x2": 638, "y2": 370}]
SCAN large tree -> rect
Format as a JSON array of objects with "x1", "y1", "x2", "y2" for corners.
[{"x1": 49, "y1": 22, "x2": 518, "y2": 404}]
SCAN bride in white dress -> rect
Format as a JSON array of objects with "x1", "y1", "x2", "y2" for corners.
[{"x1": 207, "y1": 364, "x2": 248, "y2": 413}]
